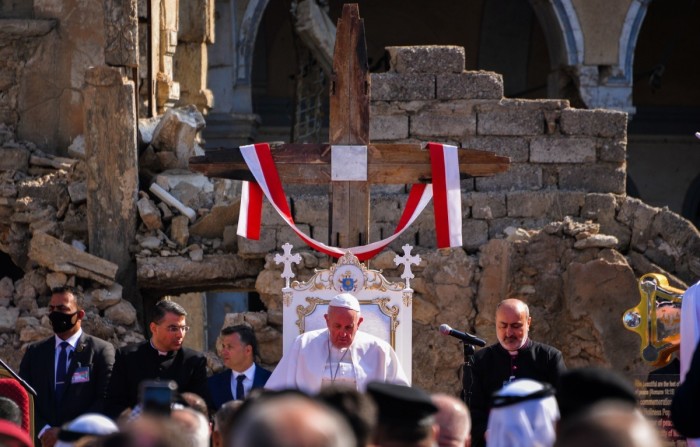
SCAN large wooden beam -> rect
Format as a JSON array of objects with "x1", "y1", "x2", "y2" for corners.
[
  {"x1": 328, "y1": 4, "x2": 371, "y2": 247},
  {"x1": 189, "y1": 144, "x2": 510, "y2": 184}
]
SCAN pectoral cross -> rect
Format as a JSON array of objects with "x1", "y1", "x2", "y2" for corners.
[{"x1": 190, "y1": 4, "x2": 509, "y2": 249}]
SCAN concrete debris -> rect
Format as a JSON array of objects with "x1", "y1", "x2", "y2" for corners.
[
  {"x1": 67, "y1": 135, "x2": 85, "y2": 160},
  {"x1": 151, "y1": 105, "x2": 206, "y2": 169},
  {"x1": 137, "y1": 196, "x2": 163, "y2": 230},
  {"x1": 149, "y1": 183, "x2": 196, "y2": 222},
  {"x1": 29, "y1": 232, "x2": 118, "y2": 286}
]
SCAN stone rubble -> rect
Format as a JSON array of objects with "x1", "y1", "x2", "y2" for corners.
[{"x1": 0, "y1": 43, "x2": 699, "y2": 393}]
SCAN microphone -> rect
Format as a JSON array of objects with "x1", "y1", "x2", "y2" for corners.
[{"x1": 439, "y1": 324, "x2": 486, "y2": 347}]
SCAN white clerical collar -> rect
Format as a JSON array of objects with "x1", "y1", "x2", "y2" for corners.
[
  {"x1": 149, "y1": 339, "x2": 170, "y2": 356},
  {"x1": 55, "y1": 329, "x2": 82, "y2": 349},
  {"x1": 508, "y1": 337, "x2": 531, "y2": 355}
]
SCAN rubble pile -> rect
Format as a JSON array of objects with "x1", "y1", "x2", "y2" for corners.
[{"x1": 0, "y1": 108, "x2": 246, "y2": 365}]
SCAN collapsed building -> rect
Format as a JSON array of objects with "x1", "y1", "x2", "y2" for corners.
[{"x1": 0, "y1": 1, "x2": 698, "y2": 394}]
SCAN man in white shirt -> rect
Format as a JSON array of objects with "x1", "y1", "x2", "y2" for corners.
[
  {"x1": 265, "y1": 293, "x2": 409, "y2": 393},
  {"x1": 207, "y1": 325, "x2": 271, "y2": 410}
]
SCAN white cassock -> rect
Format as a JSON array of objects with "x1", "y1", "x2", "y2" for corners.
[
  {"x1": 265, "y1": 328, "x2": 409, "y2": 394},
  {"x1": 680, "y1": 280, "x2": 700, "y2": 447}
]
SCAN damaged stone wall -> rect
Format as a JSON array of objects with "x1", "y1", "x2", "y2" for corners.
[
  {"x1": 0, "y1": 41, "x2": 698, "y2": 395},
  {"x1": 247, "y1": 46, "x2": 700, "y2": 391}
]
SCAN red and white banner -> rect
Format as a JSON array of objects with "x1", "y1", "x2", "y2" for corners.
[
  {"x1": 429, "y1": 142, "x2": 463, "y2": 248},
  {"x1": 237, "y1": 142, "x2": 461, "y2": 260}
]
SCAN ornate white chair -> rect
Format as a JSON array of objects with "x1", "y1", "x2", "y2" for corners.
[{"x1": 276, "y1": 244, "x2": 418, "y2": 381}]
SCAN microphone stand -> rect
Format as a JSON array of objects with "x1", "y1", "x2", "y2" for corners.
[
  {"x1": 461, "y1": 342, "x2": 476, "y2": 406},
  {"x1": 0, "y1": 357, "x2": 37, "y2": 396}
]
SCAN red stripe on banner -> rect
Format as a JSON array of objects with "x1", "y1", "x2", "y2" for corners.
[
  {"x1": 395, "y1": 184, "x2": 427, "y2": 234},
  {"x1": 429, "y1": 143, "x2": 450, "y2": 248},
  {"x1": 255, "y1": 143, "x2": 292, "y2": 219},
  {"x1": 355, "y1": 184, "x2": 429, "y2": 261},
  {"x1": 239, "y1": 142, "x2": 437, "y2": 261},
  {"x1": 246, "y1": 182, "x2": 263, "y2": 239}
]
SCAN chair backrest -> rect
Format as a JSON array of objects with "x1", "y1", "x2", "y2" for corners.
[
  {"x1": 0, "y1": 375, "x2": 33, "y2": 439},
  {"x1": 281, "y1": 251, "x2": 413, "y2": 381}
]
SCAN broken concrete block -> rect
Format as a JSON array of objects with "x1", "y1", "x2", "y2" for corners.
[
  {"x1": 68, "y1": 181, "x2": 87, "y2": 204},
  {"x1": 171, "y1": 215, "x2": 190, "y2": 247},
  {"x1": 20, "y1": 323, "x2": 53, "y2": 342},
  {"x1": 104, "y1": 300, "x2": 137, "y2": 325},
  {"x1": 0, "y1": 307, "x2": 19, "y2": 332},
  {"x1": 45, "y1": 272, "x2": 68, "y2": 290},
  {"x1": 67, "y1": 135, "x2": 86, "y2": 160},
  {"x1": 188, "y1": 245, "x2": 204, "y2": 262},
  {"x1": 151, "y1": 105, "x2": 205, "y2": 169},
  {"x1": 149, "y1": 183, "x2": 196, "y2": 222},
  {"x1": 90, "y1": 283, "x2": 123, "y2": 310},
  {"x1": 139, "y1": 236, "x2": 162, "y2": 250},
  {"x1": 137, "y1": 196, "x2": 163, "y2": 230},
  {"x1": 28, "y1": 232, "x2": 118, "y2": 286},
  {"x1": 157, "y1": 202, "x2": 173, "y2": 222},
  {"x1": 0, "y1": 147, "x2": 29, "y2": 172},
  {"x1": 222, "y1": 225, "x2": 237, "y2": 252},
  {"x1": 138, "y1": 116, "x2": 160, "y2": 147},
  {"x1": 0, "y1": 277, "x2": 13, "y2": 307},
  {"x1": 155, "y1": 170, "x2": 214, "y2": 193},
  {"x1": 189, "y1": 203, "x2": 239, "y2": 238}
]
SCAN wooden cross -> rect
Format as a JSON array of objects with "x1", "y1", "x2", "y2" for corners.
[{"x1": 190, "y1": 3, "x2": 509, "y2": 249}]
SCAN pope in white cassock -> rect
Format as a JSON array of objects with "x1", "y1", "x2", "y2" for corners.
[{"x1": 265, "y1": 292, "x2": 409, "y2": 393}]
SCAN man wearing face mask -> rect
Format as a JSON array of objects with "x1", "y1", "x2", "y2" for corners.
[
  {"x1": 19, "y1": 286, "x2": 116, "y2": 447},
  {"x1": 469, "y1": 298, "x2": 565, "y2": 447}
]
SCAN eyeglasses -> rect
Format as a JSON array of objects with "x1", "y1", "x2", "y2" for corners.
[{"x1": 164, "y1": 325, "x2": 190, "y2": 333}]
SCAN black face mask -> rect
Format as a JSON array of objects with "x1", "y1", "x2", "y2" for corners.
[{"x1": 49, "y1": 311, "x2": 79, "y2": 334}]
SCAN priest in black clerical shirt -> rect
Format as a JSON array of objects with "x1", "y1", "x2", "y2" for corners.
[
  {"x1": 104, "y1": 300, "x2": 209, "y2": 418},
  {"x1": 470, "y1": 298, "x2": 566, "y2": 447}
]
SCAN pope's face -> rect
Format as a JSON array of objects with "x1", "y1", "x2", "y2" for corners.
[
  {"x1": 325, "y1": 307, "x2": 363, "y2": 349},
  {"x1": 496, "y1": 302, "x2": 531, "y2": 351}
]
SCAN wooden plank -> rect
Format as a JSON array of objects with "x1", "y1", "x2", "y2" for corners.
[
  {"x1": 329, "y1": 4, "x2": 370, "y2": 247},
  {"x1": 189, "y1": 144, "x2": 509, "y2": 184},
  {"x1": 329, "y1": 4, "x2": 369, "y2": 145}
]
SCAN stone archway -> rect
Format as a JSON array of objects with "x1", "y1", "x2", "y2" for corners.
[
  {"x1": 234, "y1": 0, "x2": 270, "y2": 113},
  {"x1": 205, "y1": 0, "x2": 270, "y2": 148},
  {"x1": 529, "y1": 0, "x2": 650, "y2": 114}
]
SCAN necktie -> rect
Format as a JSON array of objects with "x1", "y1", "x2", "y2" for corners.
[
  {"x1": 55, "y1": 341, "x2": 69, "y2": 403},
  {"x1": 236, "y1": 374, "x2": 246, "y2": 400}
]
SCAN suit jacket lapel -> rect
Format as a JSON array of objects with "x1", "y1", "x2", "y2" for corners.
[
  {"x1": 223, "y1": 369, "x2": 234, "y2": 402},
  {"x1": 252, "y1": 366, "x2": 265, "y2": 389},
  {"x1": 41, "y1": 337, "x2": 58, "y2": 393}
]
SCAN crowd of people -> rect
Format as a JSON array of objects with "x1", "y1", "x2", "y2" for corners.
[{"x1": 0, "y1": 287, "x2": 693, "y2": 447}]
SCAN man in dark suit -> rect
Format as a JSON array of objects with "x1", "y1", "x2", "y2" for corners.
[
  {"x1": 19, "y1": 286, "x2": 115, "y2": 447},
  {"x1": 105, "y1": 299, "x2": 209, "y2": 418},
  {"x1": 208, "y1": 325, "x2": 271, "y2": 410}
]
